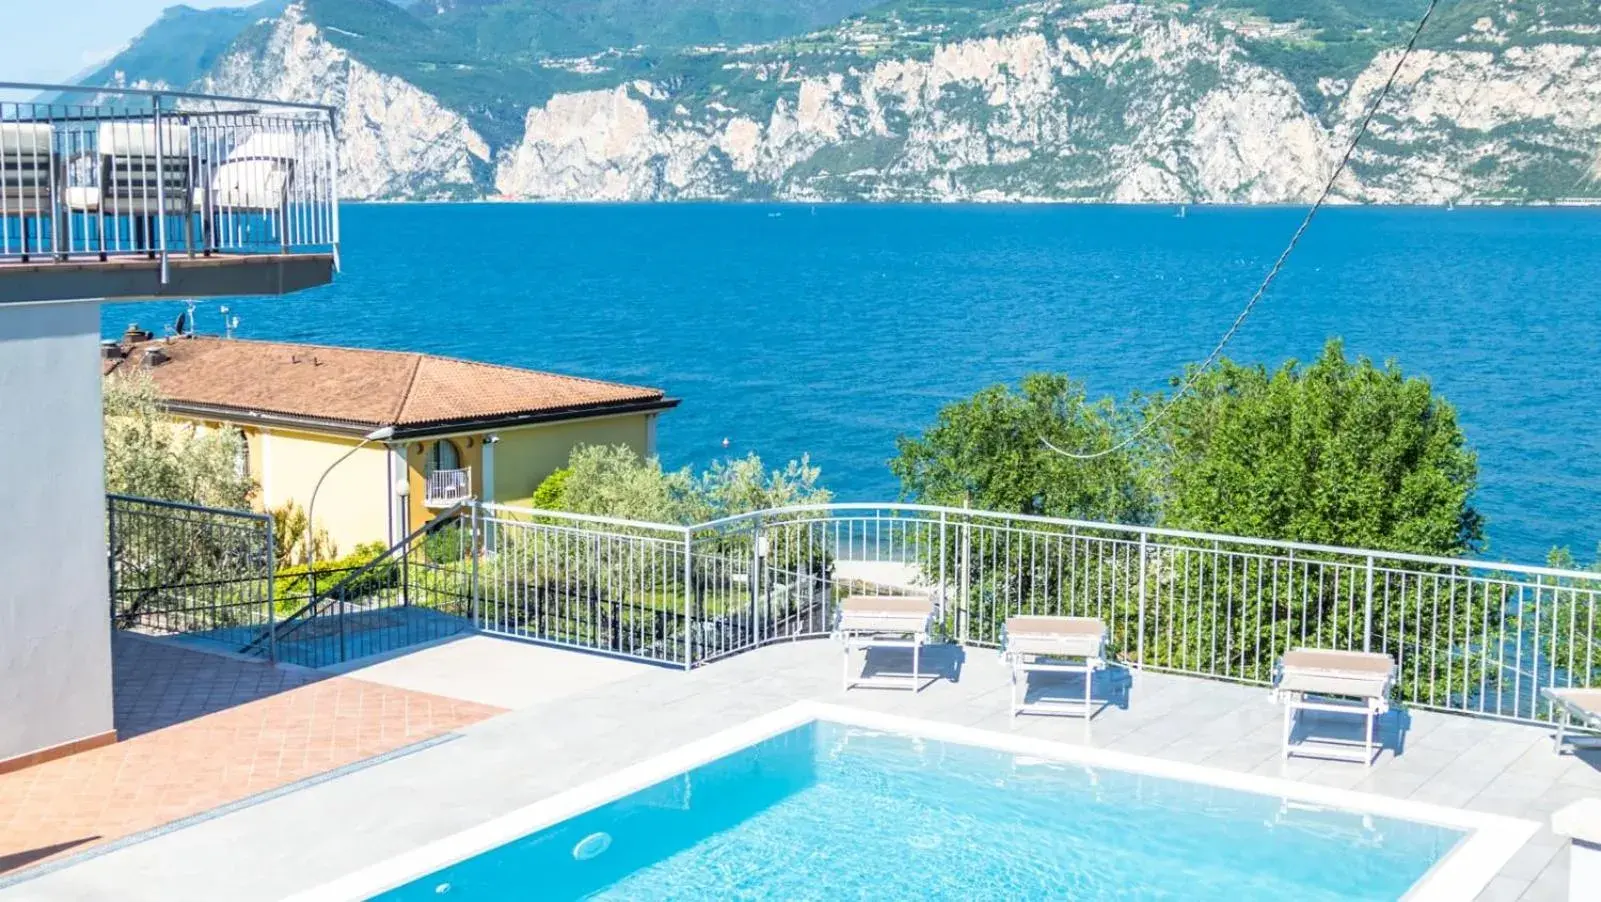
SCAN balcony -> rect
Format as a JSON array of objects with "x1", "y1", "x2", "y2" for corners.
[
  {"x1": 425, "y1": 468, "x2": 473, "y2": 507},
  {"x1": 0, "y1": 82, "x2": 339, "y2": 305}
]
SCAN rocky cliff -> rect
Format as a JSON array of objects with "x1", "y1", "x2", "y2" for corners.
[
  {"x1": 92, "y1": 0, "x2": 1601, "y2": 203},
  {"x1": 496, "y1": 5, "x2": 1601, "y2": 204},
  {"x1": 202, "y1": 3, "x2": 491, "y2": 200}
]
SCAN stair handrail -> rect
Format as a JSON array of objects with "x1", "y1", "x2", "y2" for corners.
[{"x1": 239, "y1": 502, "x2": 470, "y2": 656}]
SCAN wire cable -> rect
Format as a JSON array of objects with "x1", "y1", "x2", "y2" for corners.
[{"x1": 1045, "y1": 0, "x2": 1441, "y2": 460}]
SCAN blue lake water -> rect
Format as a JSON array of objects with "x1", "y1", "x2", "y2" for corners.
[
  {"x1": 376, "y1": 721, "x2": 1462, "y2": 901},
  {"x1": 104, "y1": 203, "x2": 1601, "y2": 563}
]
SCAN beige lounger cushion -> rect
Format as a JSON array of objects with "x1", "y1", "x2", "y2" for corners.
[
  {"x1": 838, "y1": 595, "x2": 933, "y2": 634},
  {"x1": 1278, "y1": 648, "x2": 1394, "y2": 699},
  {"x1": 1545, "y1": 687, "x2": 1601, "y2": 723},
  {"x1": 1005, "y1": 616, "x2": 1105, "y2": 658}
]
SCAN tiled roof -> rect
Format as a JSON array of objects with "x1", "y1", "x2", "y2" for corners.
[{"x1": 103, "y1": 335, "x2": 670, "y2": 431}]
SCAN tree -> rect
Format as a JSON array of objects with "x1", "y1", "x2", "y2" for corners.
[
  {"x1": 533, "y1": 445, "x2": 832, "y2": 524},
  {"x1": 889, "y1": 373, "x2": 1155, "y2": 524},
  {"x1": 554, "y1": 444, "x2": 700, "y2": 523},
  {"x1": 271, "y1": 501, "x2": 337, "y2": 566},
  {"x1": 104, "y1": 370, "x2": 255, "y2": 510},
  {"x1": 1152, "y1": 340, "x2": 1483, "y2": 558},
  {"x1": 693, "y1": 453, "x2": 831, "y2": 521},
  {"x1": 890, "y1": 340, "x2": 1494, "y2": 708}
]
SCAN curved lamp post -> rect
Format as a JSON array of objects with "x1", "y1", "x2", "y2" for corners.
[{"x1": 305, "y1": 425, "x2": 395, "y2": 598}]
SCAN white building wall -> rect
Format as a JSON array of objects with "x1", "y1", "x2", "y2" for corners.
[{"x1": 0, "y1": 301, "x2": 116, "y2": 763}]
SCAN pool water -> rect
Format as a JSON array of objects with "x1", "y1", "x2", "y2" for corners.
[{"x1": 377, "y1": 722, "x2": 1463, "y2": 901}]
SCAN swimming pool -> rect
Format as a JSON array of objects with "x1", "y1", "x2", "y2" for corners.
[{"x1": 301, "y1": 704, "x2": 1537, "y2": 901}]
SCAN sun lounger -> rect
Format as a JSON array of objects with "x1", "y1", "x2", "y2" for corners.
[
  {"x1": 1002, "y1": 615, "x2": 1109, "y2": 718},
  {"x1": 1543, "y1": 687, "x2": 1601, "y2": 754},
  {"x1": 1273, "y1": 648, "x2": 1396, "y2": 767},
  {"x1": 835, "y1": 595, "x2": 936, "y2": 692}
]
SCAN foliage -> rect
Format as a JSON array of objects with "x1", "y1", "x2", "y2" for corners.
[
  {"x1": 273, "y1": 541, "x2": 391, "y2": 611},
  {"x1": 892, "y1": 339, "x2": 1494, "y2": 707},
  {"x1": 890, "y1": 372, "x2": 1155, "y2": 524},
  {"x1": 1153, "y1": 340, "x2": 1483, "y2": 558},
  {"x1": 423, "y1": 522, "x2": 470, "y2": 564},
  {"x1": 529, "y1": 466, "x2": 574, "y2": 511},
  {"x1": 425, "y1": 0, "x2": 882, "y2": 64},
  {"x1": 557, "y1": 444, "x2": 701, "y2": 523},
  {"x1": 1536, "y1": 544, "x2": 1601, "y2": 692},
  {"x1": 271, "y1": 501, "x2": 338, "y2": 567},
  {"x1": 104, "y1": 371, "x2": 256, "y2": 510},
  {"x1": 694, "y1": 453, "x2": 832, "y2": 521}
]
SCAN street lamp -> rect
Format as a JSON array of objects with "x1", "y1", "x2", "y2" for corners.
[{"x1": 305, "y1": 425, "x2": 395, "y2": 598}]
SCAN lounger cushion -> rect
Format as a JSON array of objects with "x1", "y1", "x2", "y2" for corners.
[
  {"x1": 838, "y1": 595, "x2": 933, "y2": 635},
  {"x1": 1005, "y1": 616, "x2": 1106, "y2": 658},
  {"x1": 1281, "y1": 649, "x2": 1393, "y2": 676},
  {"x1": 0, "y1": 123, "x2": 53, "y2": 154},
  {"x1": 1545, "y1": 687, "x2": 1601, "y2": 724},
  {"x1": 97, "y1": 122, "x2": 192, "y2": 156},
  {"x1": 1278, "y1": 648, "x2": 1394, "y2": 700},
  {"x1": 841, "y1": 595, "x2": 933, "y2": 616}
]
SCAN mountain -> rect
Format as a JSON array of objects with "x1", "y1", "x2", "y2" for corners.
[
  {"x1": 79, "y1": 0, "x2": 1601, "y2": 203},
  {"x1": 78, "y1": 1, "x2": 289, "y2": 92}
]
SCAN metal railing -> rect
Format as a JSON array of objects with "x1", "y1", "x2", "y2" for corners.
[
  {"x1": 104, "y1": 494, "x2": 1601, "y2": 728},
  {"x1": 259, "y1": 504, "x2": 476, "y2": 668},
  {"x1": 1, "y1": 82, "x2": 338, "y2": 275},
  {"x1": 472, "y1": 502, "x2": 1601, "y2": 727},
  {"x1": 425, "y1": 468, "x2": 473, "y2": 508},
  {"x1": 108, "y1": 493, "x2": 275, "y2": 647}
]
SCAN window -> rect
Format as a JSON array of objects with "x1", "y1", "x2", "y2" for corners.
[{"x1": 426, "y1": 439, "x2": 461, "y2": 475}]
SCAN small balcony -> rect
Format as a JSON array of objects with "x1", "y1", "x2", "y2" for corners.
[
  {"x1": 0, "y1": 82, "x2": 339, "y2": 304},
  {"x1": 425, "y1": 468, "x2": 474, "y2": 508}
]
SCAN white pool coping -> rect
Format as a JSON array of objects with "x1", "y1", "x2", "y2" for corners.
[{"x1": 289, "y1": 700, "x2": 1540, "y2": 902}]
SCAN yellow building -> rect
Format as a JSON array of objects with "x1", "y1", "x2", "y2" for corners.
[{"x1": 103, "y1": 331, "x2": 678, "y2": 551}]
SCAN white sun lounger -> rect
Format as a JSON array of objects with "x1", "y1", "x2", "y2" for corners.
[
  {"x1": 836, "y1": 595, "x2": 936, "y2": 692},
  {"x1": 1273, "y1": 648, "x2": 1397, "y2": 767},
  {"x1": 1543, "y1": 687, "x2": 1601, "y2": 754},
  {"x1": 1003, "y1": 615, "x2": 1109, "y2": 718}
]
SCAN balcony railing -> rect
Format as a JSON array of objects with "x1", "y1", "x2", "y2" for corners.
[
  {"x1": 0, "y1": 81, "x2": 338, "y2": 279},
  {"x1": 425, "y1": 468, "x2": 473, "y2": 507}
]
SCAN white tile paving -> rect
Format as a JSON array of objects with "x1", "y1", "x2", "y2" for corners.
[{"x1": 6, "y1": 637, "x2": 1594, "y2": 902}]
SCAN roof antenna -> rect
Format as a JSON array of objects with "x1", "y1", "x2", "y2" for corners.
[{"x1": 220, "y1": 306, "x2": 239, "y2": 340}]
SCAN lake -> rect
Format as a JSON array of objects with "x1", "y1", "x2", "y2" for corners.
[{"x1": 104, "y1": 203, "x2": 1601, "y2": 564}]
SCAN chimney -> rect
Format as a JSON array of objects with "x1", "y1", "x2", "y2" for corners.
[
  {"x1": 100, "y1": 340, "x2": 124, "y2": 360},
  {"x1": 141, "y1": 347, "x2": 169, "y2": 368},
  {"x1": 123, "y1": 323, "x2": 153, "y2": 345}
]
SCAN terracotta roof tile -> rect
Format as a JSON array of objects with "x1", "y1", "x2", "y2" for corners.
[{"x1": 104, "y1": 336, "x2": 669, "y2": 431}]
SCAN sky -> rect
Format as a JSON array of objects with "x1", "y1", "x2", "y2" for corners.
[{"x1": 0, "y1": 0, "x2": 260, "y2": 86}]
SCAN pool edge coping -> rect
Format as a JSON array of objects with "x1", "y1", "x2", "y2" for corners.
[{"x1": 286, "y1": 700, "x2": 1540, "y2": 902}]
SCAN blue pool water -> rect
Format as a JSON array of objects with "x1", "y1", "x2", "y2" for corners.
[
  {"x1": 376, "y1": 722, "x2": 1462, "y2": 901},
  {"x1": 104, "y1": 204, "x2": 1601, "y2": 562}
]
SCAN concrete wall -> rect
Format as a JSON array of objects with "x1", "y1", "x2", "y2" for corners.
[
  {"x1": 0, "y1": 301, "x2": 116, "y2": 764},
  {"x1": 490, "y1": 414, "x2": 655, "y2": 504},
  {"x1": 255, "y1": 428, "x2": 393, "y2": 555}
]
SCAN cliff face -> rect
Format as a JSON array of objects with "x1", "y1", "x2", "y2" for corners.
[
  {"x1": 494, "y1": 7, "x2": 1601, "y2": 204},
  {"x1": 97, "y1": 0, "x2": 1601, "y2": 203},
  {"x1": 201, "y1": 4, "x2": 490, "y2": 200}
]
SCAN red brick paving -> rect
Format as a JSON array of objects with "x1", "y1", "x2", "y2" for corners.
[{"x1": 0, "y1": 639, "x2": 502, "y2": 875}]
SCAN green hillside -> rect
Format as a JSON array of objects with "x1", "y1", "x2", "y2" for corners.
[{"x1": 80, "y1": 1, "x2": 288, "y2": 89}]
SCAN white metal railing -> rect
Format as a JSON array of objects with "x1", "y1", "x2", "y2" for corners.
[
  {"x1": 426, "y1": 468, "x2": 473, "y2": 507},
  {"x1": 471, "y1": 501, "x2": 1601, "y2": 727},
  {"x1": 0, "y1": 81, "x2": 338, "y2": 275}
]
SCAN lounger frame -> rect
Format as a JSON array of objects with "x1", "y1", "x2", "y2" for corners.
[
  {"x1": 836, "y1": 595, "x2": 936, "y2": 693},
  {"x1": 1002, "y1": 617, "x2": 1108, "y2": 719},
  {"x1": 1543, "y1": 687, "x2": 1601, "y2": 755},
  {"x1": 1273, "y1": 649, "x2": 1396, "y2": 768}
]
